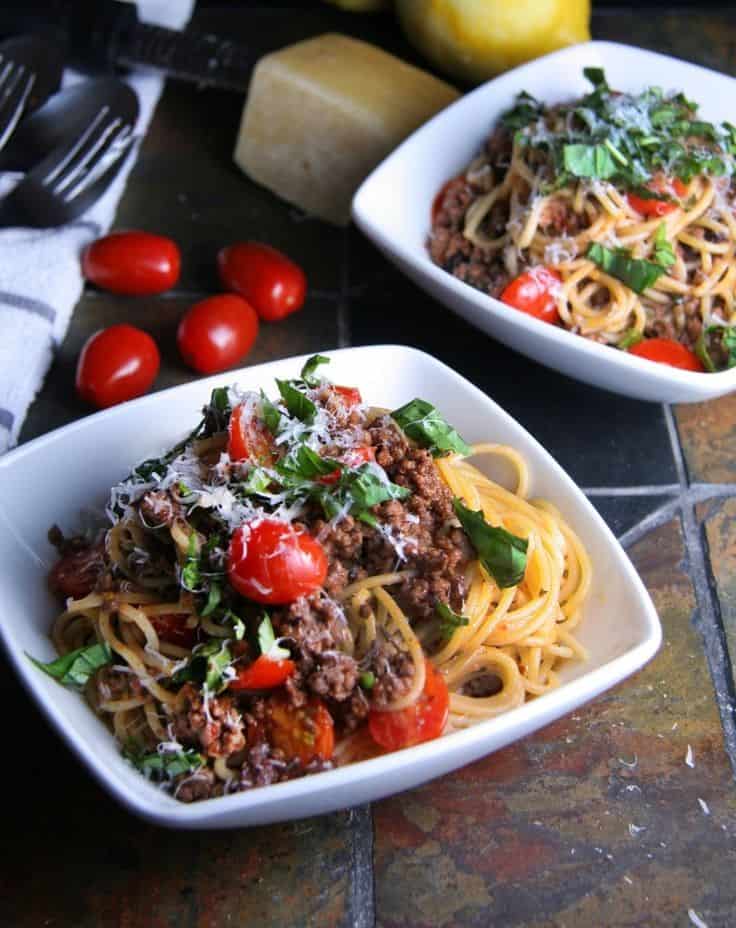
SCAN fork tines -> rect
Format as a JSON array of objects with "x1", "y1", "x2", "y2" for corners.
[{"x1": 0, "y1": 55, "x2": 36, "y2": 151}]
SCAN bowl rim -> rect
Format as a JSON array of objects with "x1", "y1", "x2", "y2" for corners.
[
  {"x1": 0, "y1": 344, "x2": 662, "y2": 826},
  {"x1": 351, "y1": 40, "x2": 736, "y2": 401}
]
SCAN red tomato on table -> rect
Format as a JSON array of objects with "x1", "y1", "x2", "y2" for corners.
[
  {"x1": 227, "y1": 519, "x2": 327, "y2": 604},
  {"x1": 218, "y1": 242, "x2": 307, "y2": 322},
  {"x1": 228, "y1": 403, "x2": 274, "y2": 465},
  {"x1": 268, "y1": 695, "x2": 334, "y2": 763},
  {"x1": 76, "y1": 324, "x2": 160, "y2": 409},
  {"x1": 368, "y1": 659, "x2": 449, "y2": 750},
  {"x1": 82, "y1": 231, "x2": 180, "y2": 295},
  {"x1": 229, "y1": 655, "x2": 295, "y2": 691},
  {"x1": 500, "y1": 267, "x2": 562, "y2": 324},
  {"x1": 628, "y1": 337, "x2": 704, "y2": 372},
  {"x1": 177, "y1": 294, "x2": 259, "y2": 374}
]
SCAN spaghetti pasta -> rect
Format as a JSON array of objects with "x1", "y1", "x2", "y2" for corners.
[
  {"x1": 429, "y1": 68, "x2": 736, "y2": 372},
  {"x1": 36, "y1": 358, "x2": 590, "y2": 802}
]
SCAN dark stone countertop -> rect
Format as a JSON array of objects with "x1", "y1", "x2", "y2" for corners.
[{"x1": 4, "y1": 5, "x2": 736, "y2": 927}]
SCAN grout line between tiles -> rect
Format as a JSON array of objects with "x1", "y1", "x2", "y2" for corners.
[
  {"x1": 346, "y1": 804, "x2": 375, "y2": 928},
  {"x1": 582, "y1": 485, "x2": 680, "y2": 497},
  {"x1": 661, "y1": 405, "x2": 736, "y2": 774}
]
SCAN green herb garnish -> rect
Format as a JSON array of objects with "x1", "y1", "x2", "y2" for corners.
[
  {"x1": 173, "y1": 639, "x2": 233, "y2": 693},
  {"x1": 359, "y1": 671, "x2": 376, "y2": 690},
  {"x1": 300, "y1": 354, "x2": 331, "y2": 387},
  {"x1": 125, "y1": 746, "x2": 204, "y2": 780},
  {"x1": 586, "y1": 242, "x2": 666, "y2": 294},
  {"x1": 453, "y1": 499, "x2": 528, "y2": 588},
  {"x1": 257, "y1": 614, "x2": 290, "y2": 660},
  {"x1": 181, "y1": 533, "x2": 201, "y2": 592},
  {"x1": 391, "y1": 398, "x2": 471, "y2": 457},
  {"x1": 28, "y1": 642, "x2": 111, "y2": 690},
  {"x1": 436, "y1": 602, "x2": 470, "y2": 641},
  {"x1": 276, "y1": 379, "x2": 317, "y2": 423},
  {"x1": 653, "y1": 222, "x2": 676, "y2": 269}
]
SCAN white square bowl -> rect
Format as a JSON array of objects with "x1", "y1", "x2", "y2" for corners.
[
  {"x1": 352, "y1": 41, "x2": 736, "y2": 405},
  {"x1": 0, "y1": 346, "x2": 660, "y2": 828}
]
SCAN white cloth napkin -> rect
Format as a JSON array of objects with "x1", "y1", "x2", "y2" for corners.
[{"x1": 0, "y1": 0, "x2": 195, "y2": 453}]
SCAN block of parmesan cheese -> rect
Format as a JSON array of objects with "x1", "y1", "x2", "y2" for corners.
[{"x1": 234, "y1": 33, "x2": 459, "y2": 226}]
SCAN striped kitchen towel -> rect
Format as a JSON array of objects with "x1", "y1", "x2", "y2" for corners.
[{"x1": 0, "y1": 0, "x2": 194, "y2": 454}]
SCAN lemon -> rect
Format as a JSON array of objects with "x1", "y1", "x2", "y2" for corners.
[{"x1": 395, "y1": 0, "x2": 591, "y2": 84}]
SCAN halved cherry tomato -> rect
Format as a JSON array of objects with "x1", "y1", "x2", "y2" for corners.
[
  {"x1": 627, "y1": 177, "x2": 688, "y2": 217},
  {"x1": 227, "y1": 519, "x2": 328, "y2": 604},
  {"x1": 48, "y1": 544, "x2": 105, "y2": 600},
  {"x1": 82, "y1": 231, "x2": 180, "y2": 295},
  {"x1": 76, "y1": 324, "x2": 160, "y2": 409},
  {"x1": 368, "y1": 659, "x2": 449, "y2": 750},
  {"x1": 268, "y1": 695, "x2": 335, "y2": 763},
  {"x1": 333, "y1": 385, "x2": 363, "y2": 407},
  {"x1": 319, "y1": 445, "x2": 375, "y2": 485},
  {"x1": 177, "y1": 294, "x2": 259, "y2": 374},
  {"x1": 218, "y1": 242, "x2": 307, "y2": 322},
  {"x1": 431, "y1": 175, "x2": 466, "y2": 223},
  {"x1": 500, "y1": 267, "x2": 562, "y2": 324},
  {"x1": 229, "y1": 655, "x2": 295, "y2": 691},
  {"x1": 228, "y1": 403, "x2": 274, "y2": 465},
  {"x1": 628, "y1": 337, "x2": 704, "y2": 372},
  {"x1": 150, "y1": 613, "x2": 197, "y2": 649}
]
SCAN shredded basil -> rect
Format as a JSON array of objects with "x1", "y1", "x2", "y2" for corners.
[
  {"x1": 501, "y1": 90, "x2": 543, "y2": 132},
  {"x1": 174, "y1": 639, "x2": 233, "y2": 693},
  {"x1": 276, "y1": 379, "x2": 317, "y2": 423},
  {"x1": 125, "y1": 746, "x2": 204, "y2": 780},
  {"x1": 359, "y1": 671, "x2": 376, "y2": 690},
  {"x1": 200, "y1": 581, "x2": 221, "y2": 617},
  {"x1": 454, "y1": 499, "x2": 528, "y2": 588},
  {"x1": 563, "y1": 143, "x2": 620, "y2": 180},
  {"x1": 300, "y1": 354, "x2": 330, "y2": 387},
  {"x1": 436, "y1": 601, "x2": 470, "y2": 641},
  {"x1": 696, "y1": 325, "x2": 736, "y2": 372},
  {"x1": 223, "y1": 610, "x2": 246, "y2": 641},
  {"x1": 181, "y1": 533, "x2": 201, "y2": 592},
  {"x1": 239, "y1": 467, "x2": 273, "y2": 496},
  {"x1": 340, "y1": 464, "x2": 410, "y2": 510},
  {"x1": 28, "y1": 641, "x2": 111, "y2": 690},
  {"x1": 277, "y1": 444, "x2": 341, "y2": 481},
  {"x1": 653, "y1": 223, "x2": 676, "y2": 269},
  {"x1": 257, "y1": 614, "x2": 290, "y2": 660},
  {"x1": 586, "y1": 242, "x2": 665, "y2": 294},
  {"x1": 391, "y1": 398, "x2": 471, "y2": 457},
  {"x1": 260, "y1": 390, "x2": 282, "y2": 434},
  {"x1": 618, "y1": 328, "x2": 644, "y2": 351}
]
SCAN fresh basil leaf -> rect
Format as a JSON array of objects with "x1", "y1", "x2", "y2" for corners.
[
  {"x1": 223, "y1": 610, "x2": 246, "y2": 641},
  {"x1": 201, "y1": 387, "x2": 232, "y2": 437},
  {"x1": 391, "y1": 398, "x2": 471, "y2": 457},
  {"x1": 359, "y1": 671, "x2": 376, "y2": 690},
  {"x1": 583, "y1": 67, "x2": 608, "y2": 90},
  {"x1": 200, "y1": 581, "x2": 221, "y2": 617},
  {"x1": 345, "y1": 464, "x2": 411, "y2": 509},
  {"x1": 276, "y1": 379, "x2": 317, "y2": 423},
  {"x1": 436, "y1": 601, "x2": 470, "y2": 641},
  {"x1": 240, "y1": 467, "x2": 273, "y2": 496},
  {"x1": 277, "y1": 444, "x2": 341, "y2": 481},
  {"x1": 501, "y1": 90, "x2": 544, "y2": 132},
  {"x1": 563, "y1": 144, "x2": 620, "y2": 180},
  {"x1": 356, "y1": 510, "x2": 379, "y2": 528},
  {"x1": 260, "y1": 390, "x2": 282, "y2": 434},
  {"x1": 618, "y1": 328, "x2": 644, "y2": 350},
  {"x1": 181, "y1": 534, "x2": 201, "y2": 592},
  {"x1": 653, "y1": 223, "x2": 676, "y2": 269},
  {"x1": 454, "y1": 498, "x2": 528, "y2": 588},
  {"x1": 174, "y1": 639, "x2": 232, "y2": 693},
  {"x1": 300, "y1": 354, "x2": 331, "y2": 387},
  {"x1": 696, "y1": 325, "x2": 736, "y2": 372},
  {"x1": 28, "y1": 642, "x2": 112, "y2": 690},
  {"x1": 586, "y1": 242, "x2": 665, "y2": 294},
  {"x1": 257, "y1": 614, "x2": 290, "y2": 660},
  {"x1": 125, "y1": 746, "x2": 204, "y2": 780}
]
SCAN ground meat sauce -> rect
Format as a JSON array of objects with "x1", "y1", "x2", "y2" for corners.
[{"x1": 44, "y1": 372, "x2": 470, "y2": 802}]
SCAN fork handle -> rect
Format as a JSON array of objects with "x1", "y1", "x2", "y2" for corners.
[{"x1": 0, "y1": 0, "x2": 255, "y2": 94}]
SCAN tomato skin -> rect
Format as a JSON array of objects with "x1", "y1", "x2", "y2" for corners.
[
  {"x1": 227, "y1": 403, "x2": 274, "y2": 465},
  {"x1": 218, "y1": 242, "x2": 307, "y2": 322},
  {"x1": 150, "y1": 613, "x2": 197, "y2": 649},
  {"x1": 177, "y1": 294, "x2": 259, "y2": 374},
  {"x1": 627, "y1": 177, "x2": 688, "y2": 217},
  {"x1": 333, "y1": 385, "x2": 363, "y2": 407},
  {"x1": 229, "y1": 656, "x2": 295, "y2": 691},
  {"x1": 368, "y1": 659, "x2": 449, "y2": 750},
  {"x1": 628, "y1": 337, "x2": 704, "y2": 372},
  {"x1": 48, "y1": 544, "x2": 105, "y2": 600},
  {"x1": 500, "y1": 267, "x2": 562, "y2": 324},
  {"x1": 319, "y1": 445, "x2": 375, "y2": 485},
  {"x1": 268, "y1": 695, "x2": 334, "y2": 763},
  {"x1": 82, "y1": 231, "x2": 180, "y2": 295},
  {"x1": 227, "y1": 519, "x2": 328, "y2": 604},
  {"x1": 76, "y1": 324, "x2": 160, "y2": 409}
]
